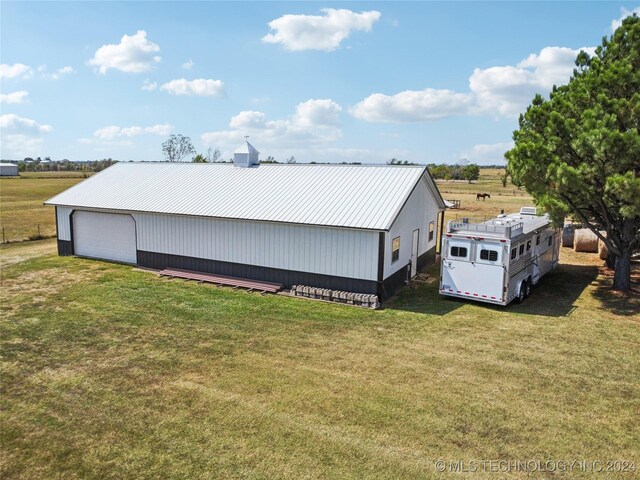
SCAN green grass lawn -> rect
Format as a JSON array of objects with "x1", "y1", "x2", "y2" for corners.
[
  {"x1": 0, "y1": 176, "x2": 86, "y2": 242},
  {"x1": 1, "y1": 240, "x2": 638, "y2": 479}
]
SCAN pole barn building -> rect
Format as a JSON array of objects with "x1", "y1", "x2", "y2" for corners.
[
  {"x1": 45, "y1": 142, "x2": 445, "y2": 299},
  {"x1": 0, "y1": 163, "x2": 19, "y2": 176}
]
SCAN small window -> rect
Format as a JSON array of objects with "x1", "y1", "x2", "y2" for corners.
[
  {"x1": 536, "y1": 235, "x2": 540, "y2": 245},
  {"x1": 392, "y1": 236, "x2": 400, "y2": 263},
  {"x1": 526, "y1": 240, "x2": 531, "y2": 251},
  {"x1": 511, "y1": 248, "x2": 517, "y2": 260},
  {"x1": 480, "y1": 249, "x2": 498, "y2": 261},
  {"x1": 429, "y1": 221, "x2": 435, "y2": 241},
  {"x1": 450, "y1": 246, "x2": 468, "y2": 258},
  {"x1": 519, "y1": 244, "x2": 525, "y2": 256},
  {"x1": 548, "y1": 236, "x2": 553, "y2": 246}
]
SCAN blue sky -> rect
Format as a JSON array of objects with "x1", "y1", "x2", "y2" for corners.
[{"x1": 1, "y1": 1, "x2": 638, "y2": 164}]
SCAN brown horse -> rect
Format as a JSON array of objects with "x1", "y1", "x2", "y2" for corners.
[{"x1": 476, "y1": 193, "x2": 490, "y2": 201}]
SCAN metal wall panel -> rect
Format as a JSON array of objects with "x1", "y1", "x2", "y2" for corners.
[
  {"x1": 56, "y1": 206, "x2": 73, "y2": 241},
  {"x1": 134, "y1": 212, "x2": 379, "y2": 281},
  {"x1": 384, "y1": 177, "x2": 440, "y2": 278}
]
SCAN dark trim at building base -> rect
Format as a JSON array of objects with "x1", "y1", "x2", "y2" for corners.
[
  {"x1": 55, "y1": 243, "x2": 438, "y2": 302},
  {"x1": 137, "y1": 250, "x2": 379, "y2": 295},
  {"x1": 378, "y1": 245, "x2": 437, "y2": 300},
  {"x1": 57, "y1": 239, "x2": 73, "y2": 256},
  {"x1": 417, "y1": 245, "x2": 436, "y2": 272}
]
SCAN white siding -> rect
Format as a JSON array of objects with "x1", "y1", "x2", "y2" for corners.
[
  {"x1": 134, "y1": 212, "x2": 379, "y2": 281},
  {"x1": 384, "y1": 177, "x2": 440, "y2": 278},
  {"x1": 56, "y1": 206, "x2": 73, "y2": 241}
]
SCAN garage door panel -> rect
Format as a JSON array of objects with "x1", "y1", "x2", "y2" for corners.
[{"x1": 73, "y1": 211, "x2": 137, "y2": 264}]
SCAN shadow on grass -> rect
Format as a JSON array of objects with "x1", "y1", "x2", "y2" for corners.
[
  {"x1": 387, "y1": 262, "x2": 600, "y2": 317},
  {"x1": 510, "y1": 263, "x2": 598, "y2": 317},
  {"x1": 590, "y1": 261, "x2": 640, "y2": 317}
]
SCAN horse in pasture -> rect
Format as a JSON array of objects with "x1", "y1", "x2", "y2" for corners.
[{"x1": 476, "y1": 193, "x2": 491, "y2": 201}]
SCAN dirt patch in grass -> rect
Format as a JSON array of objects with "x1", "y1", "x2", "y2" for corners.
[{"x1": 0, "y1": 239, "x2": 56, "y2": 268}]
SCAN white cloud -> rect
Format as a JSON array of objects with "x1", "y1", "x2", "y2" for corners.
[
  {"x1": 88, "y1": 30, "x2": 161, "y2": 74},
  {"x1": 182, "y1": 59, "x2": 194, "y2": 70},
  {"x1": 43, "y1": 65, "x2": 75, "y2": 80},
  {"x1": 262, "y1": 8, "x2": 381, "y2": 51},
  {"x1": 201, "y1": 99, "x2": 342, "y2": 148},
  {"x1": 93, "y1": 123, "x2": 172, "y2": 140},
  {"x1": 0, "y1": 114, "x2": 52, "y2": 158},
  {"x1": 159, "y1": 78, "x2": 224, "y2": 97},
  {"x1": 0, "y1": 91, "x2": 29, "y2": 104},
  {"x1": 0, "y1": 114, "x2": 53, "y2": 134},
  {"x1": 142, "y1": 79, "x2": 157, "y2": 91},
  {"x1": 611, "y1": 6, "x2": 640, "y2": 31},
  {"x1": 0, "y1": 63, "x2": 33, "y2": 79},
  {"x1": 352, "y1": 45, "x2": 595, "y2": 122},
  {"x1": 470, "y1": 46, "x2": 595, "y2": 116},
  {"x1": 459, "y1": 142, "x2": 514, "y2": 165},
  {"x1": 351, "y1": 88, "x2": 474, "y2": 122}
]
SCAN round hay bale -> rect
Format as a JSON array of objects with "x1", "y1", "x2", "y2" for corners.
[
  {"x1": 574, "y1": 228, "x2": 598, "y2": 253},
  {"x1": 561, "y1": 223, "x2": 575, "y2": 248},
  {"x1": 598, "y1": 239, "x2": 609, "y2": 260}
]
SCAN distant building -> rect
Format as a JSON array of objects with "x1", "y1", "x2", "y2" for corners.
[
  {"x1": 0, "y1": 163, "x2": 19, "y2": 176},
  {"x1": 46, "y1": 141, "x2": 446, "y2": 299}
]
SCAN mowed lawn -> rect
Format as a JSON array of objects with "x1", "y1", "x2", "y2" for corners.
[
  {"x1": 0, "y1": 174, "x2": 87, "y2": 242},
  {"x1": 1, "y1": 239, "x2": 638, "y2": 479}
]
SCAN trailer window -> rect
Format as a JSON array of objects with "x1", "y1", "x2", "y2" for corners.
[
  {"x1": 480, "y1": 249, "x2": 498, "y2": 261},
  {"x1": 519, "y1": 244, "x2": 525, "y2": 256},
  {"x1": 548, "y1": 236, "x2": 552, "y2": 246},
  {"x1": 511, "y1": 248, "x2": 517, "y2": 260},
  {"x1": 536, "y1": 235, "x2": 540, "y2": 245},
  {"x1": 429, "y1": 221, "x2": 435, "y2": 241},
  {"x1": 450, "y1": 246, "x2": 468, "y2": 258},
  {"x1": 392, "y1": 236, "x2": 400, "y2": 263},
  {"x1": 526, "y1": 240, "x2": 531, "y2": 251}
]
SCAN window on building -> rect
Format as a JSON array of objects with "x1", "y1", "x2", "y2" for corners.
[
  {"x1": 519, "y1": 244, "x2": 525, "y2": 256},
  {"x1": 548, "y1": 236, "x2": 553, "y2": 246},
  {"x1": 511, "y1": 248, "x2": 517, "y2": 260},
  {"x1": 480, "y1": 249, "x2": 498, "y2": 261},
  {"x1": 450, "y1": 246, "x2": 468, "y2": 258},
  {"x1": 392, "y1": 236, "x2": 400, "y2": 263},
  {"x1": 429, "y1": 221, "x2": 435, "y2": 241},
  {"x1": 536, "y1": 235, "x2": 540, "y2": 245},
  {"x1": 526, "y1": 240, "x2": 531, "y2": 251}
]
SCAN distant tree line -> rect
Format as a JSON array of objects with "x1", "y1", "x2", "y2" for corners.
[
  {"x1": 11, "y1": 157, "x2": 118, "y2": 172},
  {"x1": 428, "y1": 163, "x2": 480, "y2": 183}
]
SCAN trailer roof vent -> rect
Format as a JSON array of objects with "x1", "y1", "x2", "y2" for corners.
[{"x1": 520, "y1": 206, "x2": 538, "y2": 215}]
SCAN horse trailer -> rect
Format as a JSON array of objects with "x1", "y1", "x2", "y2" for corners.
[{"x1": 439, "y1": 207, "x2": 560, "y2": 306}]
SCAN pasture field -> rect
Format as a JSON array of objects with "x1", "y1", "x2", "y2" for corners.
[
  {"x1": 0, "y1": 175, "x2": 87, "y2": 242},
  {"x1": 1, "y1": 167, "x2": 639, "y2": 479}
]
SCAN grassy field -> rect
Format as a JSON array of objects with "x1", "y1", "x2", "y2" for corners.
[
  {"x1": 1, "y1": 167, "x2": 638, "y2": 479},
  {"x1": 0, "y1": 175, "x2": 87, "y2": 242}
]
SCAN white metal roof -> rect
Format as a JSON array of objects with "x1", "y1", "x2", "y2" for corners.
[
  {"x1": 45, "y1": 162, "x2": 445, "y2": 231},
  {"x1": 0, "y1": 162, "x2": 18, "y2": 167}
]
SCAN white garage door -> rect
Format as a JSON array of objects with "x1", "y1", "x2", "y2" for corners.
[{"x1": 73, "y1": 211, "x2": 137, "y2": 264}]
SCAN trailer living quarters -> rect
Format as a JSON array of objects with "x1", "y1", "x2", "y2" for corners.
[
  {"x1": 45, "y1": 142, "x2": 446, "y2": 300},
  {"x1": 439, "y1": 207, "x2": 560, "y2": 305}
]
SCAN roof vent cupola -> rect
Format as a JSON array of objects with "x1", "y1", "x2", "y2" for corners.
[{"x1": 233, "y1": 138, "x2": 260, "y2": 168}]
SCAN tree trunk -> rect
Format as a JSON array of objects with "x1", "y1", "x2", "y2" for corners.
[
  {"x1": 612, "y1": 219, "x2": 635, "y2": 292},
  {"x1": 613, "y1": 247, "x2": 632, "y2": 292},
  {"x1": 605, "y1": 252, "x2": 617, "y2": 269}
]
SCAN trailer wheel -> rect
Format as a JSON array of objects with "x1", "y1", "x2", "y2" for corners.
[{"x1": 516, "y1": 282, "x2": 527, "y2": 304}]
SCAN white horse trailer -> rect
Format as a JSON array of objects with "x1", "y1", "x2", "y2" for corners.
[{"x1": 439, "y1": 207, "x2": 560, "y2": 306}]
